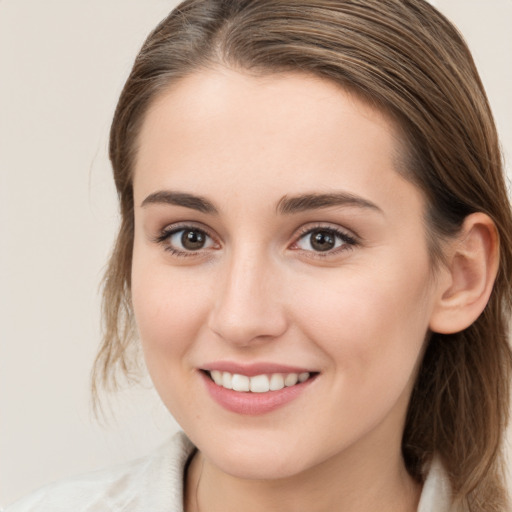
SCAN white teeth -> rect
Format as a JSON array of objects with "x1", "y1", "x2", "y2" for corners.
[
  {"x1": 284, "y1": 373, "x2": 298, "y2": 387},
  {"x1": 269, "y1": 373, "x2": 285, "y2": 391},
  {"x1": 211, "y1": 370, "x2": 223, "y2": 385},
  {"x1": 222, "y1": 372, "x2": 233, "y2": 390},
  {"x1": 209, "y1": 371, "x2": 311, "y2": 393},
  {"x1": 250, "y1": 374, "x2": 270, "y2": 393},
  {"x1": 231, "y1": 374, "x2": 250, "y2": 392}
]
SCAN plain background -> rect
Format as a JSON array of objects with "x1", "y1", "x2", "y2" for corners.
[{"x1": 1, "y1": 0, "x2": 511, "y2": 506}]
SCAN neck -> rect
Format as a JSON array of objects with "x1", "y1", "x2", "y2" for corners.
[{"x1": 185, "y1": 434, "x2": 421, "y2": 512}]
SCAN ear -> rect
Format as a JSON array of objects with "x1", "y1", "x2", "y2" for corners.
[{"x1": 429, "y1": 212, "x2": 499, "y2": 334}]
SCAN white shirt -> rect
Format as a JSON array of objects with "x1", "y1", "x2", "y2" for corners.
[{"x1": 4, "y1": 431, "x2": 453, "y2": 512}]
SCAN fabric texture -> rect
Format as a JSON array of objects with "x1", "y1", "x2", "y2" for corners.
[{"x1": 5, "y1": 431, "x2": 453, "y2": 512}]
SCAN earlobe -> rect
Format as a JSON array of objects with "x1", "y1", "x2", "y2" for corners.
[{"x1": 429, "y1": 213, "x2": 499, "y2": 334}]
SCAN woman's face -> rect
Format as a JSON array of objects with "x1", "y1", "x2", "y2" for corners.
[{"x1": 131, "y1": 69, "x2": 443, "y2": 480}]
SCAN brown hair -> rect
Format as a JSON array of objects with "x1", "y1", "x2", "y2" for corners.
[{"x1": 93, "y1": 1, "x2": 512, "y2": 508}]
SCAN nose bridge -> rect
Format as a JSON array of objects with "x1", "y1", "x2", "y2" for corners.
[{"x1": 208, "y1": 243, "x2": 287, "y2": 346}]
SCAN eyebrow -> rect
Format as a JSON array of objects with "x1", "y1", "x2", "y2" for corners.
[
  {"x1": 277, "y1": 192, "x2": 382, "y2": 215},
  {"x1": 140, "y1": 190, "x2": 382, "y2": 216},
  {"x1": 141, "y1": 191, "x2": 218, "y2": 214}
]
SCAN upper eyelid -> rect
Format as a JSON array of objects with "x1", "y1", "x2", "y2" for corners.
[
  {"x1": 151, "y1": 223, "x2": 218, "y2": 249},
  {"x1": 292, "y1": 222, "x2": 359, "y2": 241},
  {"x1": 159, "y1": 221, "x2": 216, "y2": 238},
  {"x1": 288, "y1": 224, "x2": 360, "y2": 256},
  {"x1": 152, "y1": 221, "x2": 359, "y2": 249},
  {"x1": 154, "y1": 225, "x2": 219, "y2": 257}
]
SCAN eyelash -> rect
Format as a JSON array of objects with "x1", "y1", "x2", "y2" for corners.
[
  {"x1": 154, "y1": 223, "x2": 358, "y2": 258},
  {"x1": 154, "y1": 223, "x2": 217, "y2": 258},
  {"x1": 290, "y1": 225, "x2": 358, "y2": 258}
]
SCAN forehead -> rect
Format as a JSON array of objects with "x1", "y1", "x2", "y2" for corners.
[
  {"x1": 137, "y1": 68, "x2": 402, "y2": 154},
  {"x1": 133, "y1": 68, "x2": 420, "y2": 217}
]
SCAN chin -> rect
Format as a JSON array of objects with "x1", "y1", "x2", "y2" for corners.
[
  {"x1": 191, "y1": 428, "x2": 320, "y2": 481},
  {"x1": 211, "y1": 450, "x2": 311, "y2": 481}
]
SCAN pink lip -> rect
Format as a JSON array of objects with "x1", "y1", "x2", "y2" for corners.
[
  {"x1": 200, "y1": 361, "x2": 314, "y2": 377},
  {"x1": 199, "y1": 369, "x2": 318, "y2": 416}
]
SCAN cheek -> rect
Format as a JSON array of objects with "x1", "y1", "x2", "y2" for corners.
[
  {"x1": 294, "y1": 260, "x2": 433, "y2": 386},
  {"x1": 130, "y1": 260, "x2": 215, "y2": 423},
  {"x1": 131, "y1": 258, "x2": 211, "y2": 368}
]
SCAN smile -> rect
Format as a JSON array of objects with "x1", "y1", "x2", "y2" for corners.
[
  {"x1": 200, "y1": 367, "x2": 318, "y2": 415},
  {"x1": 207, "y1": 370, "x2": 311, "y2": 393}
]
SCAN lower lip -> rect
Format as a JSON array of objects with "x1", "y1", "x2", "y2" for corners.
[{"x1": 200, "y1": 372, "x2": 317, "y2": 415}]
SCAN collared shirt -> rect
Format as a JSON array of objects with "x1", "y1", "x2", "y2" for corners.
[{"x1": 5, "y1": 431, "x2": 453, "y2": 512}]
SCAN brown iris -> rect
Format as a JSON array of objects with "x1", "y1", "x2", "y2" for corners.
[
  {"x1": 181, "y1": 229, "x2": 207, "y2": 250},
  {"x1": 309, "y1": 230, "x2": 336, "y2": 251}
]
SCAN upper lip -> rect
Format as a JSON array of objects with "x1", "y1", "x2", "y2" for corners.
[{"x1": 200, "y1": 361, "x2": 316, "y2": 377}]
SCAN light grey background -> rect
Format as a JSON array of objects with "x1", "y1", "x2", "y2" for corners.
[{"x1": 1, "y1": 0, "x2": 511, "y2": 506}]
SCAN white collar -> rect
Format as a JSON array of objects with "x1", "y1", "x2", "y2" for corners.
[{"x1": 417, "y1": 456, "x2": 453, "y2": 512}]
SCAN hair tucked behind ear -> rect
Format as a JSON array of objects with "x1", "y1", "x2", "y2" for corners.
[{"x1": 93, "y1": 1, "x2": 512, "y2": 508}]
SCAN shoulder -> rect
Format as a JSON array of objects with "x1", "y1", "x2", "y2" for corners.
[{"x1": 4, "y1": 431, "x2": 196, "y2": 512}]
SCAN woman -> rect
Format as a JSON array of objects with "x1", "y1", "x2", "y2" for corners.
[{"x1": 7, "y1": 0, "x2": 512, "y2": 511}]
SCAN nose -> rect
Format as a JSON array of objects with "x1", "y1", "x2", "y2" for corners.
[{"x1": 207, "y1": 250, "x2": 288, "y2": 347}]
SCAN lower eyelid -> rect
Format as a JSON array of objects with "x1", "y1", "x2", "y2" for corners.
[
  {"x1": 156, "y1": 224, "x2": 211, "y2": 241},
  {"x1": 153, "y1": 223, "x2": 357, "y2": 257},
  {"x1": 295, "y1": 227, "x2": 357, "y2": 245},
  {"x1": 154, "y1": 225, "x2": 222, "y2": 258}
]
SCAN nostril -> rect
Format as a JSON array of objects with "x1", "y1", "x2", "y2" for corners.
[{"x1": 207, "y1": 306, "x2": 289, "y2": 346}]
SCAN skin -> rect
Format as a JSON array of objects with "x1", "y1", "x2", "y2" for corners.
[{"x1": 130, "y1": 68, "x2": 453, "y2": 512}]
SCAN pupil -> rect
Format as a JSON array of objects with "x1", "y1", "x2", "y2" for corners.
[
  {"x1": 311, "y1": 230, "x2": 335, "y2": 251},
  {"x1": 182, "y1": 230, "x2": 205, "y2": 250}
]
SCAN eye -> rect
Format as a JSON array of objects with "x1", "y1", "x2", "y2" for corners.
[
  {"x1": 157, "y1": 226, "x2": 217, "y2": 255},
  {"x1": 293, "y1": 227, "x2": 356, "y2": 253}
]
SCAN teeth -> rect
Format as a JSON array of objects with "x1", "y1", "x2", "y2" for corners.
[
  {"x1": 298, "y1": 372, "x2": 309, "y2": 383},
  {"x1": 284, "y1": 373, "x2": 298, "y2": 387},
  {"x1": 211, "y1": 370, "x2": 223, "y2": 385},
  {"x1": 222, "y1": 372, "x2": 233, "y2": 390},
  {"x1": 232, "y1": 374, "x2": 250, "y2": 392},
  {"x1": 250, "y1": 374, "x2": 270, "y2": 393},
  {"x1": 269, "y1": 373, "x2": 284, "y2": 391},
  {"x1": 208, "y1": 371, "x2": 311, "y2": 393}
]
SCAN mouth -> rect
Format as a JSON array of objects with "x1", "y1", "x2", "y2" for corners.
[
  {"x1": 199, "y1": 362, "x2": 320, "y2": 414},
  {"x1": 202, "y1": 369, "x2": 318, "y2": 393}
]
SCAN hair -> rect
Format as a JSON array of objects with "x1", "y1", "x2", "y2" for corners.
[{"x1": 93, "y1": 1, "x2": 512, "y2": 509}]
